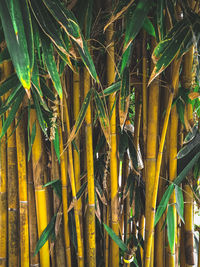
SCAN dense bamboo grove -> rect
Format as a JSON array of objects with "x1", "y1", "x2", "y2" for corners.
[{"x1": 1, "y1": 0, "x2": 200, "y2": 266}]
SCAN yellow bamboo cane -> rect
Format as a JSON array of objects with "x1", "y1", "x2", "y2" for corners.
[
  {"x1": 182, "y1": 47, "x2": 195, "y2": 266},
  {"x1": 63, "y1": 88, "x2": 84, "y2": 267},
  {"x1": 84, "y1": 66, "x2": 96, "y2": 267},
  {"x1": 0, "y1": 62, "x2": 8, "y2": 267},
  {"x1": 30, "y1": 109, "x2": 50, "y2": 267},
  {"x1": 106, "y1": 21, "x2": 119, "y2": 267},
  {"x1": 144, "y1": 87, "x2": 174, "y2": 267},
  {"x1": 144, "y1": 37, "x2": 159, "y2": 267},
  {"x1": 27, "y1": 160, "x2": 40, "y2": 267},
  {"x1": 15, "y1": 107, "x2": 29, "y2": 267},
  {"x1": 3, "y1": 61, "x2": 19, "y2": 266}
]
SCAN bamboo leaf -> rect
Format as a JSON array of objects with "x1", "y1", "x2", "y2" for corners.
[
  {"x1": 31, "y1": 59, "x2": 43, "y2": 97},
  {"x1": 143, "y1": 17, "x2": 156, "y2": 37},
  {"x1": 0, "y1": 48, "x2": 10, "y2": 64},
  {"x1": 40, "y1": 78, "x2": 56, "y2": 101},
  {"x1": 40, "y1": 30, "x2": 62, "y2": 98},
  {"x1": 0, "y1": 73, "x2": 21, "y2": 97},
  {"x1": 101, "y1": 81, "x2": 121, "y2": 96},
  {"x1": 53, "y1": 127, "x2": 60, "y2": 164},
  {"x1": 175, "y1": 185, "x2": 184, "y2": 223},
  {"x1": 43, "y1": 179, "x2": 62, "y2": 200},
  {"x1": 156, "y1": 0, "x2": 165, "y2": 40},
  {"x1": 94, "y1": 90, "x2": 111, "y2": 146},
  {"x1": 34, "y1": 214, "x2": 57, "y2": 255},
  {"x1": 41, "y1": 0, "x2": 98, "y2": 81},
  {"x1": 67, "y1": 88, "x2": 93, "y2": 146},
  {"x1": 0, "y1": 89, "x2": 25, "y2": 140},
  {"x1": 154, "y1": 184, "x2": 174, "y2": 226},
  {"x1": 167, "y1": 205, "x2": 175, "y2": 253},
  {"x1": 119, "y1": 68, "x2": 130, "y2": 129},
  {"x1": 0, "y1": 0, "x2": 31, "y2": 90},
  {"x1": 32, "y1": 89, "x2": 47, "y2": 136},
  {"x1": 76, "y1": 181, "x2": 87, "y2": 200},
  {"x1": 184, "y1": 125, "x2": 198, "y2": 144},
  {"x1": 124, "y1": 0, "x2": 152, "y2": 51},
  {"x1": 177, "y1": 133, "x2": 200, "y2": 159},
  {"x1": 103, "y1": 223, "x2": 128, "y2": 252},
  {"x1": 28, "y1": 120, "x2": 36, "y2": 161}
]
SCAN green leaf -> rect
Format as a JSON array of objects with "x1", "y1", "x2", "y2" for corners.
[
  {"x1": 0, "y1": 73, "x2": 21, "y2": 97},
  {"x1": 0, "y1": 89, "x2": 25, "y2": 140},
  {"x1": 176, "y1": 98, "x2": 185, "y2": 126},
  {"x1": 32, "y1": 89, "x2": 47, "y2": 136},
  {"x1": 119, "y1": 130, "x2": 128, "y2": 160},
  {"x1": 143, "y1": 17, "x2": 156, "y2": 37},
  {"x1": 67, "y1": 88, "x2": 93, "y2": 146},
  {"x1": 184, "y1": 125, "x2": 198, "y2": 144},
  {"x1": 41, "y1": 0, "x2": 98, "y2": 81},
  {"x1": 76, "y1": 182, "x2": 87, "y2": 200},
  {"x1": 156, "y1": 0, "x2": 165, "y2": 40},
  {"x1": 154, "y1": 184, "x2": 174, "y2": 226},
  {"x1": 31, "y1": 59, "x2": 43, "y2": 97},
  {"x1": 40, "y1": 78, "x2": 56, "y2": 101},
  {"x1": 103, "y1": 223, "x2": 128, "y2": 253},
  {"x1": 40, "y1": 30, "x2": 62, "y2": 98},
  {"x1": 28, "y1": 120, "x2": 36, "y2": 161},
  {"x1": 124, "y1": 0, "x2": 152, "y2": 50},
  {"x1": 94, "y1": 90, "x2": 110, "y2": 146},
  {"x1": 43, "y1": 179, "x2": 62, "y2": 200},
  {"x1": 175, "y1": 185, "x2": 184, "y2": 223},
  {"x1": 177, "y1": 133, "x2": 200, "y2": 159},
  {"x1": 53, "y1": 127, "x2": 60, "y2": 164},
  {"x1": 119, "y1": 68, "x2": 130, "y2": 129},
  {"x1": 0, "y1": 0, "x2": 31, "y2": 90},
  {"x1": 0, "y1": 48, "x2": 10, "y2": 64},
  {"x1": 34, "y1": 214, "x2": 57, "y2": 255},
  {"x1": 101, "y1": 81, "x2": 121, "y2": 96},
  {"x1": 167, "y1": 205, "x2": 175, "y2": 254}
]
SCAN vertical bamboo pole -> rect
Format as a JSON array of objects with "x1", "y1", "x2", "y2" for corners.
[
  {"x1": 15, "y1": 107, "x2": 29, "y2": 267},
  {"x1": 167, "y1": 59, "x2": 181, "y2": 267},
  {"x1": 73, "y1": 71, "x2": 82, "y2": 215},
  {"x1": 58, "y1": 116, "x2": 72, "y2": 266},
  {"x1": 144, "y1": 37, "x2": 160, "y2": 267},
  {"x1": 27, "y1": 160, "x2": 39, "y2": 267},
  {"x1": 30, "y1": 109, "x2": 50, "y2": 267},
  {"x1": 106, "y1": 16, "x2": 119, "y2": 267},
  {"x1": 4, "y1": 62, "x2": 19, "y2": 267},
  {"x1": 84, "y1": 66, "x2": 96, "y2": 267},
  {"x1": 0, "y1": 63, "x2": 7, "y2": 267},
  {"x1": 181, "y1": 47, "x2": 195, "y2": 266},
  {"x1": 63, "y1": 91, "x2": 84, "y2": 267}
]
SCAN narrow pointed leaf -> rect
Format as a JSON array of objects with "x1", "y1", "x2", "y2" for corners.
[
  {"x1": 124, "y1": 0, "x2": 152, "y2": 50},
  {"x1": 175, "y1": 185, "x2": 184, "y2": 223},
  {"x1": 28, "y1": 120, "x2": 36, "y2": 161},
  {"x1": 0, "y1": 89, "x2": 25, "y2": 140},
  {"x1": 40, "y1": 31, "x2": 62, "y2": 98},
  {"x1": 119, "y1": 68, "x2": 130, "y2": 129},
  {"x1": 154, "y1": 184, "x2": 174, "y2": 226},
  {"x1": 0, "y1": 0, "x2": 31, "y2": 90},
  {"x1": 53, "y1": 127, "x2": 60, "y2": 164},
  {"x1": 167, "y1": 205, "x2": 175, "y2": 253},
  {"x1": 143, "y1": 17, "x2": 156, "y2": 37},
  {"x1": 0, "y1": 48, "x2": 10, "y2": 64},
  {"x1": 34, "y1": 214, "x2": 57, "y2": 255},
  {"x1": 94, "y1": 90, "x2": 110, "y2": 146},
  {"x1": 0, "y1": 73, "x2": 21, "y2": 97},
  {"x1": 177, "y1": 133, "x2": 200, "y2": 159},
  {"x1": 103, "y1": 223, "x2": 128, "y2": 252},
  {"x1": 101, "y1": 81, "x2": 121, "y2": 96},
  {"x1": 43, "y1": 179, "x2": 62, "y2": 200},
  {"x1": 67, "y1": 88, "x2": 93, "y2": 146}
]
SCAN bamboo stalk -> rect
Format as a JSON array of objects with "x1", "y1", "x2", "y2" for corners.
[
  {"x1": 182, "y1": 47, "x2": 195, "y2": 266},
  {"x1": 144, "y1": 88, "x2": 174, "y2": 267},
  {"x1": 58, "y1": 119, "x2": 72, "y2": 266},
  {"x1": 84, "y1": 66, "x2": 96, "y2": 267},
  {"x1": 4, "y1": 61, "x2": 19, "y2": 267},
  {"x1": 63, "y1": 88, "x2": 84, "y2": 267},
  {"x1": 106, "y1": 19, "x2": 119, "y2": 267},
  {"x1": 15, "y1": 107, "x2": 29, "y2": 267},
  {"x1": 142, "y1": 30, "x2": 147, "y2": 151},
  {"x1": 0, "y1": 63, "x2": 8, "y2": 267},
  {"x1": 144, "y1": 37, "x2": 160, "y2": 267},
  {"x1": 27, "y1": 160, "x2": 39, "y2": 267},
  {"x1": 30, "y1": 109, "x2": 50, "y2": 267}
]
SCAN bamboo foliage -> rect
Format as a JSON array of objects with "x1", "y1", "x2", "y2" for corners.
[{"x1": 0, "y1": 1, "x2": 200, "y2": 267}]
